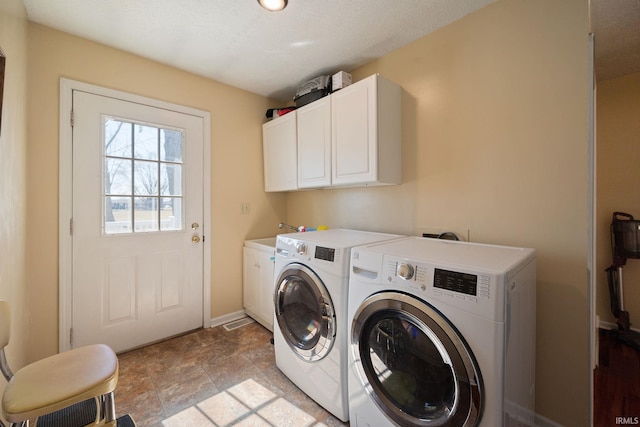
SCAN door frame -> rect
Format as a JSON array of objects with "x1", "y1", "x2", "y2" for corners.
[{"x1": 58, "y1": 78, "x2": 212, "y2": 351}]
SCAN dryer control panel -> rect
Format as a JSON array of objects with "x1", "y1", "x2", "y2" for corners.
[
  {"x1": 276, "y1": 236, "x2": 349, "y2": 276},
  {"x1": 380, "y1": 256, "x2": 504, "y2": 320},
  {"x1": 350, "y1": 236, "x2": 536, "y2": 323}
]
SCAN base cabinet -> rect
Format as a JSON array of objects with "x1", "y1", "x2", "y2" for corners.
[{"x1": 242, "y1": 244, "x2": 275, "y2": 331}]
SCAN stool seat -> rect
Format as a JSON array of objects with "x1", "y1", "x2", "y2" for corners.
[{"x1": 2, "y1": 344, "x2": 118, "y2": 422}]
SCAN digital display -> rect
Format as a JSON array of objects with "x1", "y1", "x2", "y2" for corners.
[
  {"x1": 315, "y1": 246, "x2": 335, "y2": 262},
  {"x1": 434, "y1": 268, "x2": 477, "y2": 296}
]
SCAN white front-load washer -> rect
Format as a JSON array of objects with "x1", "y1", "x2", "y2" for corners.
[
  {"x1": 348, "y1": 237, "x2": 536, "y2": 426},
  {"x1": 273, "y1": 229, "x2": 404, "y2": 422}
]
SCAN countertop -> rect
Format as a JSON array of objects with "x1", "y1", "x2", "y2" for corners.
[{"x1": 244, "y1": 237, "x2": 277, "y2": 251}]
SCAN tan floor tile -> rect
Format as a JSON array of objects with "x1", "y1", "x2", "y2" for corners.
[
  {"x1": 113, "y1": 323, "x2": 349, "y2": 426},
  {"x1": 257, "y1": 398, "x2": 316, "y2": 427}
]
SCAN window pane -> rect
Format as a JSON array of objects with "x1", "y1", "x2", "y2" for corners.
[
  {"x1": 105, "y1": 158, "x2": 131, "y2": 195},
  {"x1": 134, "y1": 124, "x2": 159, "y2": 160},
  {"x1": 103, "y1": 118, "x2": 185, "y2": 235},
  {"x1": 105, "y1": 119, "x2": 132, "y2": 157},
  {"x1": 134, "y1": 197, "x2": 159, "y2": 232},
  {"x1": 134, "y1": 160, "x2": 158, "y2": 195},
  {"x1": 105, "y1": 196, "x2": 132, "y2": 234},
  {"x1": 161, "y1": 129, "x2": 183, "y2": 162},
  {"x1": 161, "y1": 197, "x2": 182, "y2": 231},
  {"x1": 161, "y1": 163, "x2": 182, "y2": 196}
]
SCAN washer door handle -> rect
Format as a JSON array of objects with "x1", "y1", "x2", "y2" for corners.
[
  {"x1": 275, "y1": 286, "x2": 286, "y2": 316},
  {"x1": 321, "y1": 300, "x2": 336, "y2": 337}
]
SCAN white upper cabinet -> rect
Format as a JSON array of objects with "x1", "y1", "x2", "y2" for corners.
[
  {"x1": 297, "y1": 96, "x2": 332, "y2": 188},
  {"x1": 263, "y1": 111, "x2": 298, "y2": 192},
  {"x1": 331, "y1": 74, "x2": 401, "y2": 187},
  {"x1": 262, "y1": 74, "x2": 401, "y2": 192}
]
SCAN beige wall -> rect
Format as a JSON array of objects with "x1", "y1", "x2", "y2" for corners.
[
  {"x1": 14, "y1": 0, "x2": 592, "y2": 425},
  {"x1": 287, "y1": 0, "x2": 591, "y2": 425},
  {"x1": 0, "y1": 0, "x2": 30, "y2": 400},
  {"x1": 596, "y1": 72, "x2": 640, "y2": 326},
  {"x1": 26, "y1": 24, "x2": 286, "y2": 361}
]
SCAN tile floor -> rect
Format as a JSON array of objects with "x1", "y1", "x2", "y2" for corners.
[{"x1": 114, "y1": 320, "x2": 349, "y2": 426}]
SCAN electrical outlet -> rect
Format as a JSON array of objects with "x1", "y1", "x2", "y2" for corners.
[{"x1": 240, "y1": 203, "x2": 250, "y2": 214}]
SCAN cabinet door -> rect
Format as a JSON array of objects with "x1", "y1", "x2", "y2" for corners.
[
  {"x1": 242, "y1": 247, "x2": 260, "y2": 316},
  {"x1": 297, "y1": 97, "x2": 331, "y2": 188},
  {"x1": 331, "y1": 75, "x2": 377, "y2": 186},
  {"x1": 258, "y1": 253, "x2": 275, "y2": 330},
  {"x1": 263, "y1": 112, "x2": 297, "y2": 192}
]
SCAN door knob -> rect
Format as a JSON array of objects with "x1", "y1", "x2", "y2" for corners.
[{"x1": 192, "y1": 235, "x2": 201, "y2": 244}]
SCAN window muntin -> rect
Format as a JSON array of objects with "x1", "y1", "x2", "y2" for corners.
[{"x1": 104, "y1": 118, "x2": 184, "y2": 234}]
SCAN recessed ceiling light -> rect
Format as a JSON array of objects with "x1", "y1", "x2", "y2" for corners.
[{"x1": 258, "y1": 0, "x2": 288, "y2": 12}]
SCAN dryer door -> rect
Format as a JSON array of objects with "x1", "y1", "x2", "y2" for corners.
[
  {"x1": 274, "y1": 262, "x2": 336, "y2": 361},
  {"x1": 351, "y1": 291, "x2": 483, "y2": 427}
]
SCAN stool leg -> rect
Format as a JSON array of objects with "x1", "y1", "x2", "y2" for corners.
[{"x1": 102, "y1": 392, "x2": 116, "y2": 423}]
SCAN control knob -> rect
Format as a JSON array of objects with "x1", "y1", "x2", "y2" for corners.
[
  {"x1": 396, "y1": 263, "x2": 415, "y2": 280},
  {"x1": 295, "y1": 242, "x2": 307, "y2": 255}
]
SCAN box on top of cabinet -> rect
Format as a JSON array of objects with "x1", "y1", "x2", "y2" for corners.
[{"x1": 332, "y1": 71, "x2": 352, "y2": 91}]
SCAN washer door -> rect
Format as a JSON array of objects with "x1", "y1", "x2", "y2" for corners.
[
  {"x1": 351, "y1": 291, "x2": 483, "y2": 427},
  {"x1": 275, "y1": 263, "x2": 336, "y2": 361}
]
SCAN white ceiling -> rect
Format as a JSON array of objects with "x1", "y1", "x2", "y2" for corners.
[
  {"x1": 21, "y1": 0, "x2": 640, "y2": 101},
  {"x1": 22, "y1": 0, "x2": 496, "y2": 100}
]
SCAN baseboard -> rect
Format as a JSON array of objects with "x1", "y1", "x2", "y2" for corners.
[
  {"x1": 209, "y1": 310, "x2": 247, "y2": 328},
  {"x1": 598, "y1": 319, "x2": 640, "y2": 333}
]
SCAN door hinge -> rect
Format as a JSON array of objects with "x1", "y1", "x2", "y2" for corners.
[
  {"x1": 69, "y1": 327, "x2": 74, "y2": 347},
  {"x1": 70, "y1": 110, "x2": 74, "y2": 127},
  {"x1": 70, "y1": 218, "x2": 73, "y2": 236}
]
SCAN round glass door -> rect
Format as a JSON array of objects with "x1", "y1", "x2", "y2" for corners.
[
  {"x1": 275, "y1": 263, "x2": 335, "y2": 361},
  {"x1": 351, "y1": 292, "x2": 483, "y2": 426}
]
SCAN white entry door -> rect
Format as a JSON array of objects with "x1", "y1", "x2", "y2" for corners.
[{"x1": 70, "y1": 89, "x2": 205, "y2": 352}]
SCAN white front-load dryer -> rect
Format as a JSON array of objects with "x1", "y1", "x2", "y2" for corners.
[
  {"x1": 348, "y1": 237, "x2": 536, "y2": 426},
  {"x1": 273, "y1": 229, "x2": 404, "y2": 422}
]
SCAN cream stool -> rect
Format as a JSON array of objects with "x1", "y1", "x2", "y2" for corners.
[{"x1": 0, "y1": 301, "x2": 119, "y2": 427}]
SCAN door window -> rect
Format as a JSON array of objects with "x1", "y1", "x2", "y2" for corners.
[
  {"x1": 275, "y1": 263, "x2": 335, "y2": 361},
  {"x1": 352, "y1": 292, "x2": 482, "y2": 426},
  {"x1": 104, "y1": 118, "x2": 184, "y2": 234},
  {"x1": 363, "y1": 311, "x2": 455, "y2": 420}
]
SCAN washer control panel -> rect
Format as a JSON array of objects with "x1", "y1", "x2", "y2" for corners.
[{"x1": 276, "y1": 236, "x2": 349, "y2": 276}]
